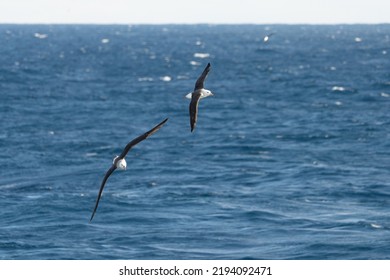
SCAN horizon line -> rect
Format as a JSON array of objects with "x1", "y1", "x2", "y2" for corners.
[{"x1": 1, "y1": 22, "x2": 390, "y2": 25}]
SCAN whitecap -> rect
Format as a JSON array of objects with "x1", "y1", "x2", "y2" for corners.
[
  {"x1": 193, "y1": 53, "x2": 210, "y2": 58},
  {"x1": 85, "y1": 153, "x2": 98, "y2": 157},
  {"x1": 0, "y1": 183, "x2": 17, "y2": 190},
  {"x1": 101, "y1": 38, "x2": 110, "y2": 44},
  {"x1": 334, "y1": 101, "x2": 343, "y2": 106},
  {"x1": 160, "y1": 76, "x2": 172, "y2": 82},
  {"x1": 195, "y1": 40, "x2": 202, "y2": 46},
  {"x1": 382, "y1": 50, "x2": 387, "y2": 55},
  {"x1": 371, "y1": 223, "x2": 382, "y2": 229},
  {"x1": 34, "y1": 33, "x2": 48, "y2": 39},
  {"x1": 149, "y1": 181, "x2": 157, "y2": 187},
  {"x1": 177, "y1": 75, "x2": 189, "y2": 80},
  {"x1": 330, "y1": 66, "x2": 337, "y2": 71},
  {"x1": 190, "y1": 61, "x2": 201, "y2": 66},
  {"x1": 354, "y1": 37, "x2": 362, "y2": 42},
  {"x1": 332, "y1": 86, "x2": 346, "y2": 92},
  {"x1": 380, "y1": 92, "x2": 389, "y2": 98},
  {"x1": 26, "y1": 195, "x2": 42, "y2": 199},
  {"x1": 138, "y1": 77, "x2": 154, "y2": 82}
]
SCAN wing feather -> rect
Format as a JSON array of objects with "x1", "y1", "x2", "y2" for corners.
[
  {"x1": 118, "y1": 118, "x2": 168, "y2": 159},
  {"x1": 90, "y1": 165, "x2": 117, "y2": 222},
  {"x1": 194, "y1": 63, "x2": 211, "y2": 91},
  {"x1": 189, "y1": 92, "x2": 201, "y2": 132}
]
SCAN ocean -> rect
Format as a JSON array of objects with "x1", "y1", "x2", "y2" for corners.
[{"x1": 0, "y1": 24, "x2": 389, "y2": 259}]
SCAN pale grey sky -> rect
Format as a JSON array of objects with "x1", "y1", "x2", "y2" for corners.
[{"x1": 0, "y1": 0, "x2": 389, "y2": 24}]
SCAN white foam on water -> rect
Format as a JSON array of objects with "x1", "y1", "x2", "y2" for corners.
[
  {"x1": 138, "y1": 77, "x2": 154, "y2": 82},
  {"x1": 34, "y1": 33, "x2": 48, "y2": 39},
  {"x1": 193, "y1": 53, "x2": 210, "y2": 58},
  {"x1": 160, "y1": 76, "x2": 172, "y2": 82},
  {"x1": 190, "y1": 61, "x2": 201, "y2": 66},
  {"x1": 332, "y1": 86, "x2": 346, "y2": 92},
  {"x1": 85, "y1": 153, "x2": 98, "y2": 157},
  {"x1": 371, "y1": 223, "x2": 382, "y2": 229}
]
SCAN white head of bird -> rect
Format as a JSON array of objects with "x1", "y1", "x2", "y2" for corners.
[
  {"x1": 201, "y1": 89, "x2": 213, "y2": 98},
  {"x1": 113, "y1": 156, "x2": 127, "y2": 170}
]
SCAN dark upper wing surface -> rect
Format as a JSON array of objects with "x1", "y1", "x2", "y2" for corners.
[
  {"x1": 194, "y1": 63, "x2": 211, "y2": 91},
  {"x1": 189, "y1": 92, "x2": 201, "y2": 132},
  {"x1": 90, "y1": 165, "x2": 117, "y2": 222},
  {"x1": 118, "y1": 118, "x2": 168, "y2": 159}
]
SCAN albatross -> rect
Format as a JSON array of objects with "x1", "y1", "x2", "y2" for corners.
[
  {"x1": 90, "y1": 118, "x2": 168, "y2": 222},
  {"x1": 263, "y1": 32, "x2": 275, "y2": 43},
  {"x1": 185, "y1": 62, "x2": 213, "y2": 132}
]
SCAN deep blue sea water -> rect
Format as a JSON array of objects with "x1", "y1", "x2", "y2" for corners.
[{"x1": 0, "y1": 24, "x2": 389, "y2": 260}]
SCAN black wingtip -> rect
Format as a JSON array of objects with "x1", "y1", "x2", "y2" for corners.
[
  {"x1": 89, "y1": 212, "x2": 96, "y2": 223},
  {"x1": 156, "y1": 118, "x2": 169, "y2": 131},
  {"x1": 157, "y1": 118, "x2": 169, "y2": 127}
]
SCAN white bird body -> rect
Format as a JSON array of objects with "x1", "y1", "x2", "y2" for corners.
[
  {"x1": 113, "y1": 156, "x2": 127, "y2": 170},
  {"x1": 185, "y1": 89, "x2": 213, "y2": 99},
  {"x1": 263, "y1": 32, "x2": 275, "y2": 43}
]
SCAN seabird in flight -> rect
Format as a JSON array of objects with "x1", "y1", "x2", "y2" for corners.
[
  {"x1": 263, "y1": 32, "x2": 275, "y2": 43},
  {"x1": 185, "y1": 62, "x2": 213, "y2": 132},
  {"x1": 90, "y1": 118, "x2": 168, "y2": 222}
]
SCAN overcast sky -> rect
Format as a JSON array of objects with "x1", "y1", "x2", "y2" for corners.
[{"x1": 0, "y1": 0, "x2": 389, "y2": 24}]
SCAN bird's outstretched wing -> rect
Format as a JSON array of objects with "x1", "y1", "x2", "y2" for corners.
[
  {"x1": 118, "y1": 118, "x2": 168, "y2": 159},
  {"x1": 90, "y1": 165, "x2": 117, "y2": 222},
  {"x1": 189, "y1": 92, "x2": 201, "y2": 132},
  {"x1": 194, "y1": 63, "x2": 211, "y2": 91},
  {"x1": 90, "y1": 118, "x2": 168, "y2": 222}
]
